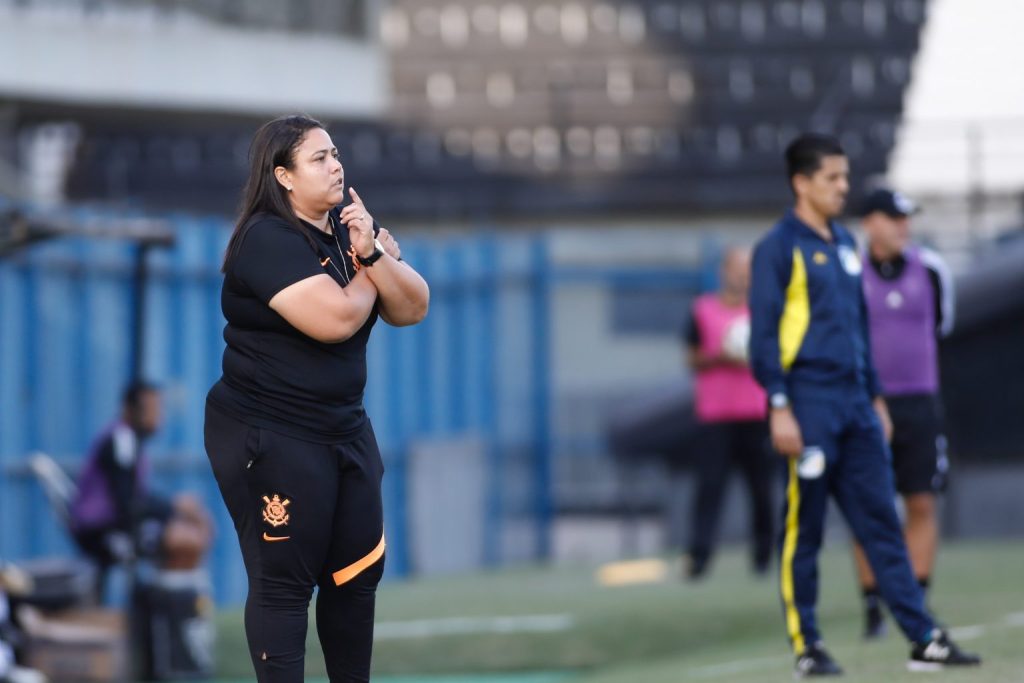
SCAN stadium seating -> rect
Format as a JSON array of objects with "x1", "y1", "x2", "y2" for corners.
[{"x1": 36, "y1": 0, "x2": 928, "y2": 217}]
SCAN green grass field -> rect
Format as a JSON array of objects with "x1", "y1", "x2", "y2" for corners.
[{"x1": 213, "y1": 540, "x2": 1024, "y2": 682}]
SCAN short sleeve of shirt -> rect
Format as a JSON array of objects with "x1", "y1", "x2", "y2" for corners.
[{"x1": 232, "y1": 217, "x2": 324, "y2": 304}]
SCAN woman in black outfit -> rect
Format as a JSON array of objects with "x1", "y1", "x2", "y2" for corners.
[{"x1": 204, "y1": 115, "x2": 429, "y2": 682}]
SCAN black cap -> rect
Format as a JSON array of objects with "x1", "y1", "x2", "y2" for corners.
[{"x1": 858, "y1": 189, "x2": 920, "y2": 218}]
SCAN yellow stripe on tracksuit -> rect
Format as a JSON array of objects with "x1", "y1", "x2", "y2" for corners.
[
  {"x1": 779, "y1": 247, "x2": 810, "y2": 370},
  {"x1": 779, "y1": 247, "x2": 810, "y2": 653},
  {"x1": 780, "y1": 459, "x2": 805, "y2": 654}
]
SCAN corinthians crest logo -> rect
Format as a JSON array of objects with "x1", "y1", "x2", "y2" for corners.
[{"x1": 262, "y1": 494, "x2": 291, "y2": 527}]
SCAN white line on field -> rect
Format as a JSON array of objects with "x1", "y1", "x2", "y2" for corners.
[
  {"x1": 1004, "y1": 612, "x2": 1024, "y2": 627},
  {"x1": 687, "y1": 655, "x2": 790, "y2": 678},
  {"x1": 374, "y1": 614, "x2": 574, "y2": 640},
  {"x1": 370, "y1": 609, "x2": 1023, "y2": 660},
  {"x1": 948, "y1": 624, "x2": 987, "y2": 640}
]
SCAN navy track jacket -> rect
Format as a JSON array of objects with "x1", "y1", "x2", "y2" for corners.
[{"x1": 749, "y1": 209, "x2": 882, "y2": 401}]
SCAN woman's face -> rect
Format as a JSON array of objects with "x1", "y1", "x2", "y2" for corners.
[{"x1": 277, "y1": 127, "x2": 345, "y2": 215}]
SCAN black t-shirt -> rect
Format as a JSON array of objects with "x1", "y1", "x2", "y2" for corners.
[
  {"x1": 208, "y1": 208, "x2": 378, "y2": 443},
  {"x1": 95, "y1": 430, "x2": 138, "y2": 532}
]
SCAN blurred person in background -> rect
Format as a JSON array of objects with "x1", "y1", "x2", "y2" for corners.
[
  {"x1": 682, "y1": 246, "x2": 772, "y2": 580},
  {"x1": 0, "y1": 563, "x2": 44, "y2": 683},
  {"x1": 749, "y1": 133, "x2": 979, "y2": 676},
  {"x1": 853, "y1": 189, "x2": 956, "y2": 639},
  {"x1": 70, "y1": 382, "x2": 213, "y2": 597},
  {"x1": 204, "y1": 114, "x2": 428, "y2": 683}
]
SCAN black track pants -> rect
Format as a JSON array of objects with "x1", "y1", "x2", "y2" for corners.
[
  {"x1": 205, "y1": 401, "x2": 385, "y2": 682},
  {"x1": 689, "y1": 420, "x2": 774, "y2": 567}
]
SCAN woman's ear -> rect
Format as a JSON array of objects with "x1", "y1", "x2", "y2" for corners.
[{"x1": 274, "y1": 166, "x2": 293, "y2": 192}]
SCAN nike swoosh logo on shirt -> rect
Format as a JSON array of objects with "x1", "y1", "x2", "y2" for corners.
[
  {"x1": 320, "y1": 257, "x2": 331, "y2": 267},
  {"x1": 263, "y1": 532, "x2": 290, "y2": 542}
]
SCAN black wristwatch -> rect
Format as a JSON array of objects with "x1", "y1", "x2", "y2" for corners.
[{"x1": 357, "y1": 240, "x2": 384, "y2": 267}]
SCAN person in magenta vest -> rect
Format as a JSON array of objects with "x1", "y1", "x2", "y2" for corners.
[
  {"x1": 71, "y1": 382, "x2": 213, "y2": 596},
  {"x1": 853, "y1": 188, "x2": 956, "y2": 639},
  {"x1": 683, "y1": 246, "x2": 773, "y2": 579}
]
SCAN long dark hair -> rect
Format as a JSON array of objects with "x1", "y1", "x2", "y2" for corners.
[{"x1": 223, "y1": 114, "x2": 324, "y2": 272}]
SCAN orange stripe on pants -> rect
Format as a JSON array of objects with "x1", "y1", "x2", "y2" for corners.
[{"x1": 332, "y1": 535, "x2": 386, "y2": 586}]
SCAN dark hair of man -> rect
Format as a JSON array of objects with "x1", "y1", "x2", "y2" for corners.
[
  {"x1": 784, "y1": 133, "x2": 846, "y2": 193},
  {"x1": 222, "y1": 114, "x2": 325, "y2": 272},
  {"x1": 122, "y1": 380, "x2": 158, "y2": 409}
]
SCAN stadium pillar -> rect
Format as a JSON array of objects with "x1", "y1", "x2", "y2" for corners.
[
  {"x1": 531, "y1": 237, "x2": 553, "y2": 559},
  {"x1": 129, "y1": 242, "x2": 152, "y2": 382}
]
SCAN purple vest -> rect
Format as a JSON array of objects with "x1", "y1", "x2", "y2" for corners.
[
  {"x1": 862, "y1": 247, "x2": 939, "y2": 395},
  {"x1": 70, "y1": 420, "x2": 148, "y2": 532}
]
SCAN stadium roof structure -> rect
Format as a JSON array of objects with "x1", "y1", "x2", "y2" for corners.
[{"x1": 0, "y1": 201, "x2": 174, "y2": 257}]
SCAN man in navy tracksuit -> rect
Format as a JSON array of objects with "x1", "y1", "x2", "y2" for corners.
[{"x1": 748, "y1": 133, "x2": 980, "y2": 677}]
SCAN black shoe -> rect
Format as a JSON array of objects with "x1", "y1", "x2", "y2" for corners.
[
  {"x1": 908, "y1": 629, "x2": 982, "y2": 671},
  {"x1": 863, "y1": 605, "x2": 888, "y2": 640},
  {"x1": 795, "y1": 642, "x2": 843, "y2": 678}
]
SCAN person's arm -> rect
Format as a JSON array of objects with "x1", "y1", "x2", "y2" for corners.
[
  {"x1": 233, "y1": 218, "x2": 379, "y2": 344},
  {"x1": 340, "y1": 191, "x2": 429, "y2": 327},
  {"x1": 749, "y1": 236, "x2": 790, "y2": 400},
  {"x1": 858, "y1": 285, "x2": 884, "y2": 401},
  {"x1": 750, "y1": 234, "x2": 803, "y2": 457},
  {"x1": 684, "y1": 307, "x2": 708, "y2": 369},
  {"x1": 857, "y1": 272, "x2": 893, "y2": 442},
  {"x1": 360, "y1": 229, "x2": 429, "y2": 326},
  {"x1": 269, "y1": 272, "x2": 379, "y2": 343},
  {"x1": 686, "y1": 302, "x2": 748, "y2": 369},
  {"x1": 920, "y1": 247, "x2": 955, "y2": 338}
]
